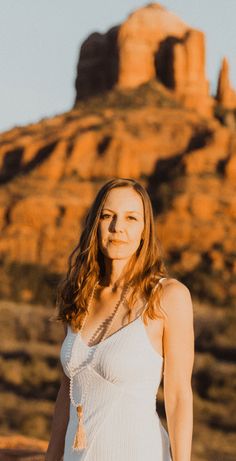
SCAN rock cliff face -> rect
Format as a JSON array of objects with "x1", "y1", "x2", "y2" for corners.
[
  {"x1": 0, "y1": 80, "x2": 236, "y2": 306},
  {"x1": 75, "y1": 4, "x2": 213, "y2": 116}
]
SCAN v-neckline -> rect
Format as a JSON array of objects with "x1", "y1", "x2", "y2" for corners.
[
  {"x1": 77, "y1": 314, "x2": 164, "y2": 361},
  {"x1": 78, "y1": 311, "x2": 144, "y2": 350},
  {"x1": 75, "y1": 277, "x2": 167, "y2": 357}
]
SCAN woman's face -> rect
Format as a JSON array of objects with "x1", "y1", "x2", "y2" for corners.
[{"x1": 98, "y1": 187, "x2": 145, "y2": 261}]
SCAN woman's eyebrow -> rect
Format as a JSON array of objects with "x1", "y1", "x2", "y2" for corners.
[{"x1": 102, "y1": 208, "x2": 143, "y2": 215}]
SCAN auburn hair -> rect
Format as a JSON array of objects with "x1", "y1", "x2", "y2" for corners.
[{"x1": 56, "y1": 177, "x2": 169, "y2": 329}]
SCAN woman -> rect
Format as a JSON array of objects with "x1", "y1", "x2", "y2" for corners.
[{"x1": 45, "y1": 177, "x2": 194, "y2": 461}]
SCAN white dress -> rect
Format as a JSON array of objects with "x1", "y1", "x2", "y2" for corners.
[{"x1": 60, "y1": 277, "x2": 172, "y2": 460}]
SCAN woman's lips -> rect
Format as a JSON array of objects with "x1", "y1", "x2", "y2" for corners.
[{"x1": 109, "y1": 240, "x2": 127, "y2": 245}]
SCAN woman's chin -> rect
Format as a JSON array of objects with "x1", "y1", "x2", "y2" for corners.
[
  {"x1": 108, "y1": 253, "x2": 130, "y2": 260},
  {"x1": 104, "y1": 249, "x2": 133, "y2": 260}
]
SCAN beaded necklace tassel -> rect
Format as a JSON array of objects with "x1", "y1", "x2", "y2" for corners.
[
  {"x1": 70, "y1": 281, "x2": 130, "y2": 452},
  {"x1": 73, "y1": 404, "x2": 87, "y2": 450}
]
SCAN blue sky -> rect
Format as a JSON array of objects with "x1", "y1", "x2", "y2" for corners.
[{"x1": 1, "y1": 0, "x2": 236, "y2": 133}]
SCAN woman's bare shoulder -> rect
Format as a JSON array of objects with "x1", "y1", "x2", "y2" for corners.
[
  {"x1": 160, "y1": 277, "x2": 192, "y2": 316},
  {"x1": 161, "y1": 277, "x2": 190, "y2": 293}
]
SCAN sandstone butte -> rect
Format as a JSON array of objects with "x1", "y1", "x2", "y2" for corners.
[
  {"x1": 74, "y1": 2, "x2": 235, "y2": 117},
  {"x1": 0, "y1": 2, "x2": 236, "y2": 307}
]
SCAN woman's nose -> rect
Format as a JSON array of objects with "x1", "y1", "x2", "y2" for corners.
[{"x1": 110, "y1": 217, "x2": 124, "y2": 232}]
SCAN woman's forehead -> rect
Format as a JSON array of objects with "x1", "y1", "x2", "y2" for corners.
[{"x1": 103, "y1": 188, "x2": 144, "y2": 212}]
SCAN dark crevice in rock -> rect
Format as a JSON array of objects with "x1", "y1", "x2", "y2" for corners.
[
  {"x1": 97, "y1": 135, "x2": 112, "y2": 156},
  {"x1": 185, "y1": 127, "x2": 213, "y2": 151},
  {"x1": 146, "y1": 126, "x2": 214, "y2": 215},
  {"x1": 0, "y1": 148, "x2": 24, "y2": 184},
  {"x1": 155, "y1": 35, "x2": 183, "y2": 89},
  {"x1": 22, "y1": 141, "x2": 58, "y2": 174},
  {"x1": 55, "y1": 205, "x2": 66, "y2": 227},
  {"x1": 216, "y1": 153, "x2": 231, "y2": 175},
  {"x1": 0, "y1": 142, "x2": 59, "y2": 185}
]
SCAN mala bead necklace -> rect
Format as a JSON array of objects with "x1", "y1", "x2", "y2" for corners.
[{"x1": 69, "y1": 280, "x2": 130, "y2": 451}]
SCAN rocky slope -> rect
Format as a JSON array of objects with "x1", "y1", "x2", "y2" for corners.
[
  {"x1": 0, "y1": 435, "x2": 47, "y2": 461},
  {"x1": 0, "y1": 80, "x2": 236, "y2": 307}
]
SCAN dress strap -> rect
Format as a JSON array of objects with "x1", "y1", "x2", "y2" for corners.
[
  {"x1": 159, "y1": 277, "x2": 167, "y2": 283},
  {"x1": 139, "y1": 277, "x2": 167, "y2": 319}
]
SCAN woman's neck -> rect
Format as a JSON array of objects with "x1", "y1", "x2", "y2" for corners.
[{"x1": 101, "y1": 257, "x2": 130, "y2": 290}]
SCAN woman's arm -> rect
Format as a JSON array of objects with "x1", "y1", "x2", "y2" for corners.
[
  {"x1": 45, "y1": 323, "x2": 70, "y2": 461},
  {"x1": 161, "y1": 279, "x2": 194, "y2": 461}
]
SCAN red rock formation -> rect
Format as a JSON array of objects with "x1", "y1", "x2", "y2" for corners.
[
  {"x1": 117, "y1": 3, "x2": 187, "y2": 87},
  {"x1": 216, "y1": 57, "x2": 236, "y2": 109},
  {"x1": 0, "y1": 80, "x2": 236, "y2": 308},
  {"x1": 173, "y1": 30, "x2": 213, "y2": 115},
  {"x1": 75, "y1": 3, "x2": 213, "y2": 116}
]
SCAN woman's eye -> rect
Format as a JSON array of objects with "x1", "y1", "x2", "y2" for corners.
[
  {"x1": 127, "y1": 216, "x2": 137, "y2": 220},
  {"x1": 101, "y1": 214, "x2": 111, "y2": 219}
]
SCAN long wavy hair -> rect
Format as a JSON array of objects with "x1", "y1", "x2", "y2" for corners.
[{"x1": 56, "y1": 177, "x2": 169, "y2": 330}]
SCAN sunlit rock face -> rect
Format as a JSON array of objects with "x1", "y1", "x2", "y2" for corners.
[
  {"x1": 1, "y1": 87, "x2": 236, "y2": 306},
  {"x1": 75, "y1": 3, "x2": 213, "y2": 116},
  {"x1": 216, "y1": 57, "x2": 236, "y2": 109}
]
